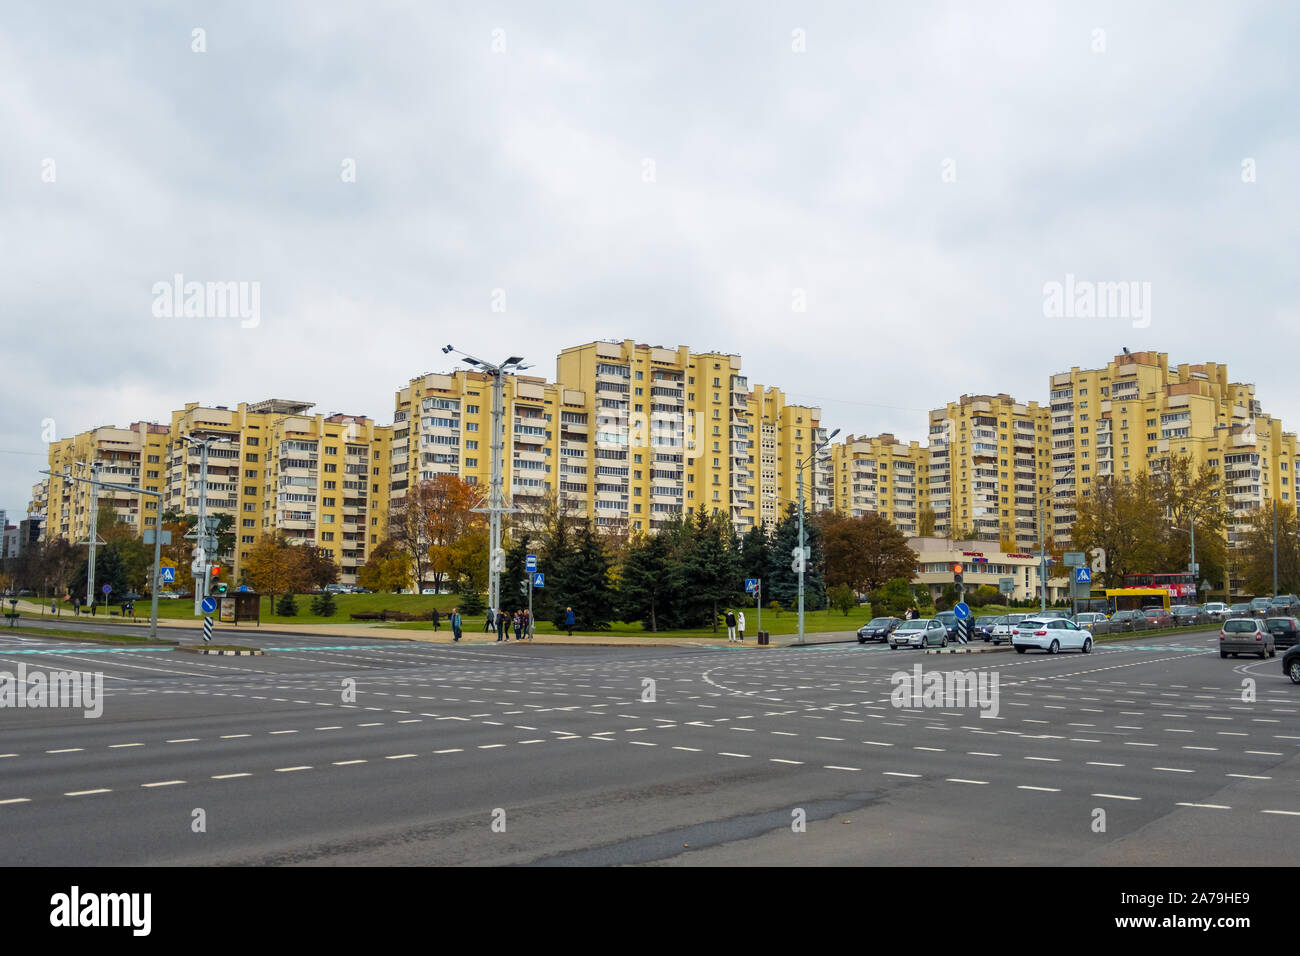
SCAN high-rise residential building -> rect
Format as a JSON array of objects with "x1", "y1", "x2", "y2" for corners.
[
  {"x1": 829, "y1": 433, "x2": 929, "y2": 535},
  {"x1": 46, "y1": 421, "x2": 171, "y2": 544},
  {"x1": 1046, "y1": 352, "x2": 1297, "y2": 591},
  {"x1": 260, "y1": 408, "x2": 392, "y2": 584},
  {"x1": 747, "y1": 385, "x2": 827, "y2": 532},
  {"x1": 557, "y1": 341, "x2": 754, "y2": 534},
  {"x1": 390, "y1": 369, "x2": 577, "y2": 516},
  {"x1": 925, "y1": 394, "x2": 1051, "y2": 550}
]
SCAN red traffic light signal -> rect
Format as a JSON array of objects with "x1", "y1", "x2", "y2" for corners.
[
  {"x1": 951, "y1": 564, "x2": 963, "y2": 574},
  {"x1": 210, "y1": 566, "x2": 221, "y2": 577}
]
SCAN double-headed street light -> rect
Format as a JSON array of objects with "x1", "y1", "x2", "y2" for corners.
[
  {"x1": 442, "y1": 345, "x2": 530, "y2": 613},
  {"x1": 795, "y1": 427, "x2": 840, "y2": 645},
  {"x1": 180, "y1": 434, "x2": 232, "y2": 616}
]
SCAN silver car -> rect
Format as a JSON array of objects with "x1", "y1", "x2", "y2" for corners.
[{"x1": 889, "y1": 618, "x2": 948, "y2": 649}]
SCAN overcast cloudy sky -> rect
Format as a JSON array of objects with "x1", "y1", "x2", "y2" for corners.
[{"x1": 3, "y1": 1, "x2": 1298, "y2": 516}]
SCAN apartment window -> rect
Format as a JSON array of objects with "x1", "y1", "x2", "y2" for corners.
[
  {"x1": 324, "y1": 480, "x2": 336, "y2": 490},
  {"x1": 466, "y1": 458, "x2": 478, "y2": 467},
  {"x1": 322, "y1": 497, "x2": 335, "y2": 507},
  {"x1": 245, "y1": 469, "x2": 257, "y2": 478},
  {"x1": 244, "y1": 486, "x2": 256, "y2": 496},
  {"x1": 242, "y1": 519, "x2": 255, "y2": 528},
  {"x1": 243, "y1": 503, "x2": 256, "y2": 512},
  {"x1": 241, "y1": 535, "x2": 254, "y2": 544},
  {"x1": 246, "y1": 437, "x2": 258, "y2": 446},
  {"x1": 322, "y1": 514, "x2": 334, "y2": 523},
  {"x1": 371, "y1": 517, "x2": 378, "y2": 526},
  {"x1": 246, "y1": 453, "x2": 258, "y2": 462},
  {"x1": 466, "y1": 422, "x2": 478, "y2": 432},
  {"x1": 147, "y1": 455, "x2": 160, "y2": 463},
  {"x1": 325, "y1": 463, "x2": 337, "y2": 472}
]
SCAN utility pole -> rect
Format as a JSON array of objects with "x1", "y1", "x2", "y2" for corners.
[
  {"x1": 1039, "y1": 497, "x2": 1048, "y2": 616},
  {"x1": 45, "y1": 469, "x2": 164, "y2": 639},
  {"x1": 1273, "y1": 498, "x2": 1279, "y2": 599},
  {"x1": 794, "y1": 428, "x2": 839, "y2": 645},
  {"x1": 83, "y1": 462, "x2": 101, "y2": 610},
  {"x1": 194, "y1": 437, "x2": 210, "y2": 617},
  {"x1": 442, "y1": 346, "x2": 528, "y2": 616}
]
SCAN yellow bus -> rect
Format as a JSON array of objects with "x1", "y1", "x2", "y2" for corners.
[{"x1": 1088, "y1": 587, "x2": 1173, "y2": 614}]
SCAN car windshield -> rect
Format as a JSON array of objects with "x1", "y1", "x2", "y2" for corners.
[
  {"x1": 1266, "y1": 619, "x2": 1294, "y2": 630},
  {"x1": 1224, "y1": 620, "x2": 1259, "y2": 632},
  {"x1": 867, "y1": 618, "x2": 892, "y2": 626},
  {"x1": 896, "y1": 620, "x2": 926, "y2": 631}
]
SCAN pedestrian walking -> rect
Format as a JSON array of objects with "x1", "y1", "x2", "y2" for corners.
[
  {"x1": 50, "y1": 597, "x2": 58, "y2": 617},
  {"x1": 450, "y1": 607, "x2": 463, "y2": 643},
  {"x1": 564, "y1": 606, "x2": 575, "y2": 636},
  {"x1": 496, "y1": 609, "x2": 507, "y2": 642},
  {"x1": 430, "y1": 606, "x2": 440, "y2": 632},
  {"x1": 523, "y1": 608, "x2": 533, "y2": 641},
  {"x1": 725, "y1": 608, "x2": 738, "y2": 643},
  {"x1": 737, "y1": 609, "x2": 746, "y2": 643},
  {"x1": 485, "y1": 607, "x2": 494, "y2": 633},
  {"x1": 513, "y1": 610, "x2": 522, "y2": 641}
]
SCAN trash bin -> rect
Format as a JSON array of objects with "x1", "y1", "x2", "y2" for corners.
[{"x1": 757, "y1": 630, "x2": 769, "y2": 646}]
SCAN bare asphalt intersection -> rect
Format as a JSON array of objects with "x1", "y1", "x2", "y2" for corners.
[{"x1": 1, "y1": 624, "x2": 1297, "y2": 866}]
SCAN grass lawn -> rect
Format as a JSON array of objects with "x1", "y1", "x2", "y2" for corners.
[
  {"x1": 44, "y1": 592, "x2": 464, "y2": 627},
  {"x1": 5, "y1": 625, "x2": 168, "y2": 645}
]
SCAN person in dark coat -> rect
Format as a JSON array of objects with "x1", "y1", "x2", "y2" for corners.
[
  {"x1": 449, "y1": 607, "x2": 462, "y2": 643},
  {"x1": 485, "y1": 607, "x2": 494, "y2": 633},
  {"x1": 496, "y1": 609, "x2": 507, "y2": 642},
  {"x1": 564, "y1": 607, "x2": 575, "y2": 636},
  {"x1": 430, "y1": 607, "x2": 440, "y2": 632}
]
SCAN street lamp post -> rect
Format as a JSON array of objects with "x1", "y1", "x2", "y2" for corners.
[
  {"x1": 1040, "y1": 466, "x2": 1074, "y2": 615},
  {"x1": 442, "y1": 345, "x2": 529, "y2": 614},
  {"x1": 180, "y1": 435, "x2": 230, "y2": 616},
  {"x1": 795, "y1": 428, "x2": 840, "y2": 645}
]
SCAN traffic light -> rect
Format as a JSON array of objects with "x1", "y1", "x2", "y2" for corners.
[
  {"x1": 210, "y1": 566, "x2": 223, "y2": 595},
  {"x1": 952, "y1": 563, "x2": 963, "y2": 586}
]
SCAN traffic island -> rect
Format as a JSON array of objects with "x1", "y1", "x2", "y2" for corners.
[{"x1": 175, "y1": 645, "x2": 265, "y2": 656}]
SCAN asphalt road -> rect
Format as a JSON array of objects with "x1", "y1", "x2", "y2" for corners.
[{"x1": 1, "y1": 624, "x2": 1297, "y2": 865}]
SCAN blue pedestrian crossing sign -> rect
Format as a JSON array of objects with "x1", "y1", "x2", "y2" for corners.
[
  {"x1": 160, "y1": 567, "x2": 175, "y2": 583},
  {"x1": 744, "y1": 578, "x2": 760, "y2": 594},
  {"x1": 533, "y1": 572, "x2": 545, "y2": 588},
  {"x1": 526, "y1": 554, "x2": 537, "y2": 572},
  {"x1": 953, "y1": 602, "x2": 971, "y2": 620},
  {"x1": 1075, "y1": 568, "x2": 1092, "y2": 584}
]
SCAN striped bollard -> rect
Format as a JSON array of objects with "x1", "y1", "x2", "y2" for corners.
[{"x1": 203, "y1": 616, "x2": 213, "y2": 643}]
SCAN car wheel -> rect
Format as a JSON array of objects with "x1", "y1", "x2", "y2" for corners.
[
  {"x1": 858, "y1": 637, "x2": 866, "y2": 644},
  {"x1": 1270, "y1": 646, "x2": 1277, "y2": 658},
  {"x1": 1260, "y1": 649, "x2": 1268, "y2": 659},
  {"x1": 1289, "y1": 660, "x2": 1300, "y2": 684},
  {"x1": 1015, "y1": 646, "x2": 1026, "y2": 654},
  {"x1": 941, "y1": 636, "x2": 948, "y2": 648},
  {"x1": 1082, "y1": 638, "x2": 1092, "y2": 654},
  {"x1": 1048, "y1": 640, "x2": 1059, "y2": 655}
]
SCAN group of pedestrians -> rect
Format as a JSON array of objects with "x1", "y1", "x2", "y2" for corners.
[
  {"x1": 481, "y1": 606, "x2": 535, "y2": 642},
  {"x1": 725, "y1": 608, "x2": 747, "y2": 643}
]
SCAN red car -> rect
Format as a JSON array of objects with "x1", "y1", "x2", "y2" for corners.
[{"x1": 1141, "y1": 607, "x2": 1176, "y2": 628}]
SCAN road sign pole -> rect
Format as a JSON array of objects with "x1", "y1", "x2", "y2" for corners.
[
  {"x1": 757, "y1": 579, "x2": 762, "y2": 635},
  {"x1": 149, "y1": 522, "x2": 162, "y2": 640}
]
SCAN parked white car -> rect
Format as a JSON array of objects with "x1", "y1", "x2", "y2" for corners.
[
  {"x1": 889, "y1": 618, "x2": 948, "y2": 649},
  {"x1": 988, "y1": 614, "x2": 1027, "y2": 645},
  {"x1": 1012, "y1": 617, "x2": 1093, "y2": 654}
]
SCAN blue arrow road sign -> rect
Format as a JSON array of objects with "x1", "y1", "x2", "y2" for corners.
[
  {"x1": 160, "y1": 567, "x2": 175, "y2": 583},
  {"x1": 201, "y1": 596, "x2": 216, "y2": 614},
  {"x1": 953, "y1": 602, "x2": 971, "y2": 620},
  {"x1": 526, "y1": 554, "x2": 537, "y2": 572},
  {"x1": 1075, "y1": 568, "x2": 1092, "y2": 584},
  {"x1": 533, "y1": 572, "x2": 545, "y2": 588}
]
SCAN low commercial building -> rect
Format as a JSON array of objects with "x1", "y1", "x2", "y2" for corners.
[{"x1": 907, "y1": 536, "x2": 1069, "y2": 604}]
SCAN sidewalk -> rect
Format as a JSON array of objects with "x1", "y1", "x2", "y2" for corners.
[{"x1": 9, "y1": 600, "x2": 865, "y2": 649}]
